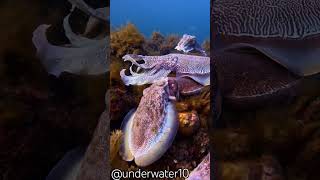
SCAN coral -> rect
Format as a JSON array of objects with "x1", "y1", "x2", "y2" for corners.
[
  {"x1": 110, "y1": 130, "x2": 123, "y2": 164},
  {"x1": 110, "y1": 23, "x2": 145, "y2": 58},
  {"x1": 110, "y1": 130, "x2": 129, "y2": 170},
  {"x1": 178, "y1": 111, "x2": 200, "y2": 136}
]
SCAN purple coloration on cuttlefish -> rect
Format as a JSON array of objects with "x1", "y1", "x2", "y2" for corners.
[
  {"x1": 120, "y1": 53, "x2": 210, "y2": 86},
  {"x1": 187, "y1": 153, "x2": 210, "y2": 180},
  {"x1": 120, "y1": 78, "x2": 179, "y2": 167}
]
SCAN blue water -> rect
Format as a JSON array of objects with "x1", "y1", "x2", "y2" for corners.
[{"x1": 110, "y1": 0, "x2": 210, "y2": 43}]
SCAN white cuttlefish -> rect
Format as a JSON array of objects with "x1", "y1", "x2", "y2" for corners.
[{"x1": 32, "y1": 1, "x2": 109, "y2": 77}]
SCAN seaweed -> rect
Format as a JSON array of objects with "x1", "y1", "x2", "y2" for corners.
[
  {"x1": 202, "y1": 39, "x2": 210, "y2": 56},
  {"x1": 110, "y1": 23, "x2": 145, "y2": 58},
  {"x1": 159, "y1": 34, "x2": 180, "y2": 55}
]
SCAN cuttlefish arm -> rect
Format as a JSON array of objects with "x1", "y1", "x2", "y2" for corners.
[
  {"x1": 175, "y1": 34, "x2": 207, "y2": 56},
  {"x1": 120, "y1": 54, "x2": 210, "y2": 86},
  {"x1": 32, "y1": 24, "x2": 108, "y2": 76},
  {"x1": 63, "y1": 13, "x2": 101, "y2": 47}
]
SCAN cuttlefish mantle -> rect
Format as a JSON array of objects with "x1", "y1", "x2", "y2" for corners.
[
  {"x1": 119, "y1": 78, "x2": 178, "y2": 167},
  {"x1": 212, "y1": 0, "x2": 320, "y2": 77}
]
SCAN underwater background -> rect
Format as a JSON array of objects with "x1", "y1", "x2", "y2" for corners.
[
  {"x1": 0, "y1": 0, "x2": 108, "y2": 179},
  {"x1": 111, "y1": 0, "x2": 210, "y2": 43}
]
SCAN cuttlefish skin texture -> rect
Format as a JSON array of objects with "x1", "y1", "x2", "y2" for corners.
[
  {"x1": 120, "y1": 54, "x2": 210, "y2": 86},
  {"x1": 212, "y1": 0, "x2": 320, "y2": 77},
  {"x1": 210, "y1": 0, "x2": 320, "y2": 108},
  {"x1": 213, "y1": 0, "x2": 320, "y2": 39},
  {"x1": 120, "y1": 79, "x2": 178, "y2": 167}
]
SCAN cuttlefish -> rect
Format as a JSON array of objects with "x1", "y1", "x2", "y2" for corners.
[
  {"x1": 120, "y1": 78, "x2": 179, "y2": 167},
  {"x1": 212, "y1": 0, "x2": 320, "y2": 107},
  {"x1": 32, "y1": 1, "x2": 108, "y2": 77},
  {"x1": 120, "y1": 53, "x2": 210, "y2": 87}
]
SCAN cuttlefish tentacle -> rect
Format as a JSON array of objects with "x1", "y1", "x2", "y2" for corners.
[
  {"x1": 120, "y1": 78, "x2": 178, "y2": 167},
  {"x1": 120, "y1": 54, "x2": 210, "y2": 86}
]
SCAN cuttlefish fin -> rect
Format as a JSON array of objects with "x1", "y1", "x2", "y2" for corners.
[
  {"x1": 119, "y1": 109, "x2": 136, "y2": 161},
  {"x1": 225, "y1": 43, "x2": 320, "y2": 77},
  {"x1": 177, "y1": 73, "x2": 210, "y2": 86}
]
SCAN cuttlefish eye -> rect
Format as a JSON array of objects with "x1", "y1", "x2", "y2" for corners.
[{"x1": 168, "y1": 78, "x2": 179, "y2": 100}]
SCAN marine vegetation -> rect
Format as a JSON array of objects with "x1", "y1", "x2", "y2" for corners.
[{"x1": 110, "y1": 23, "x2": 145, "y2": 58}]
